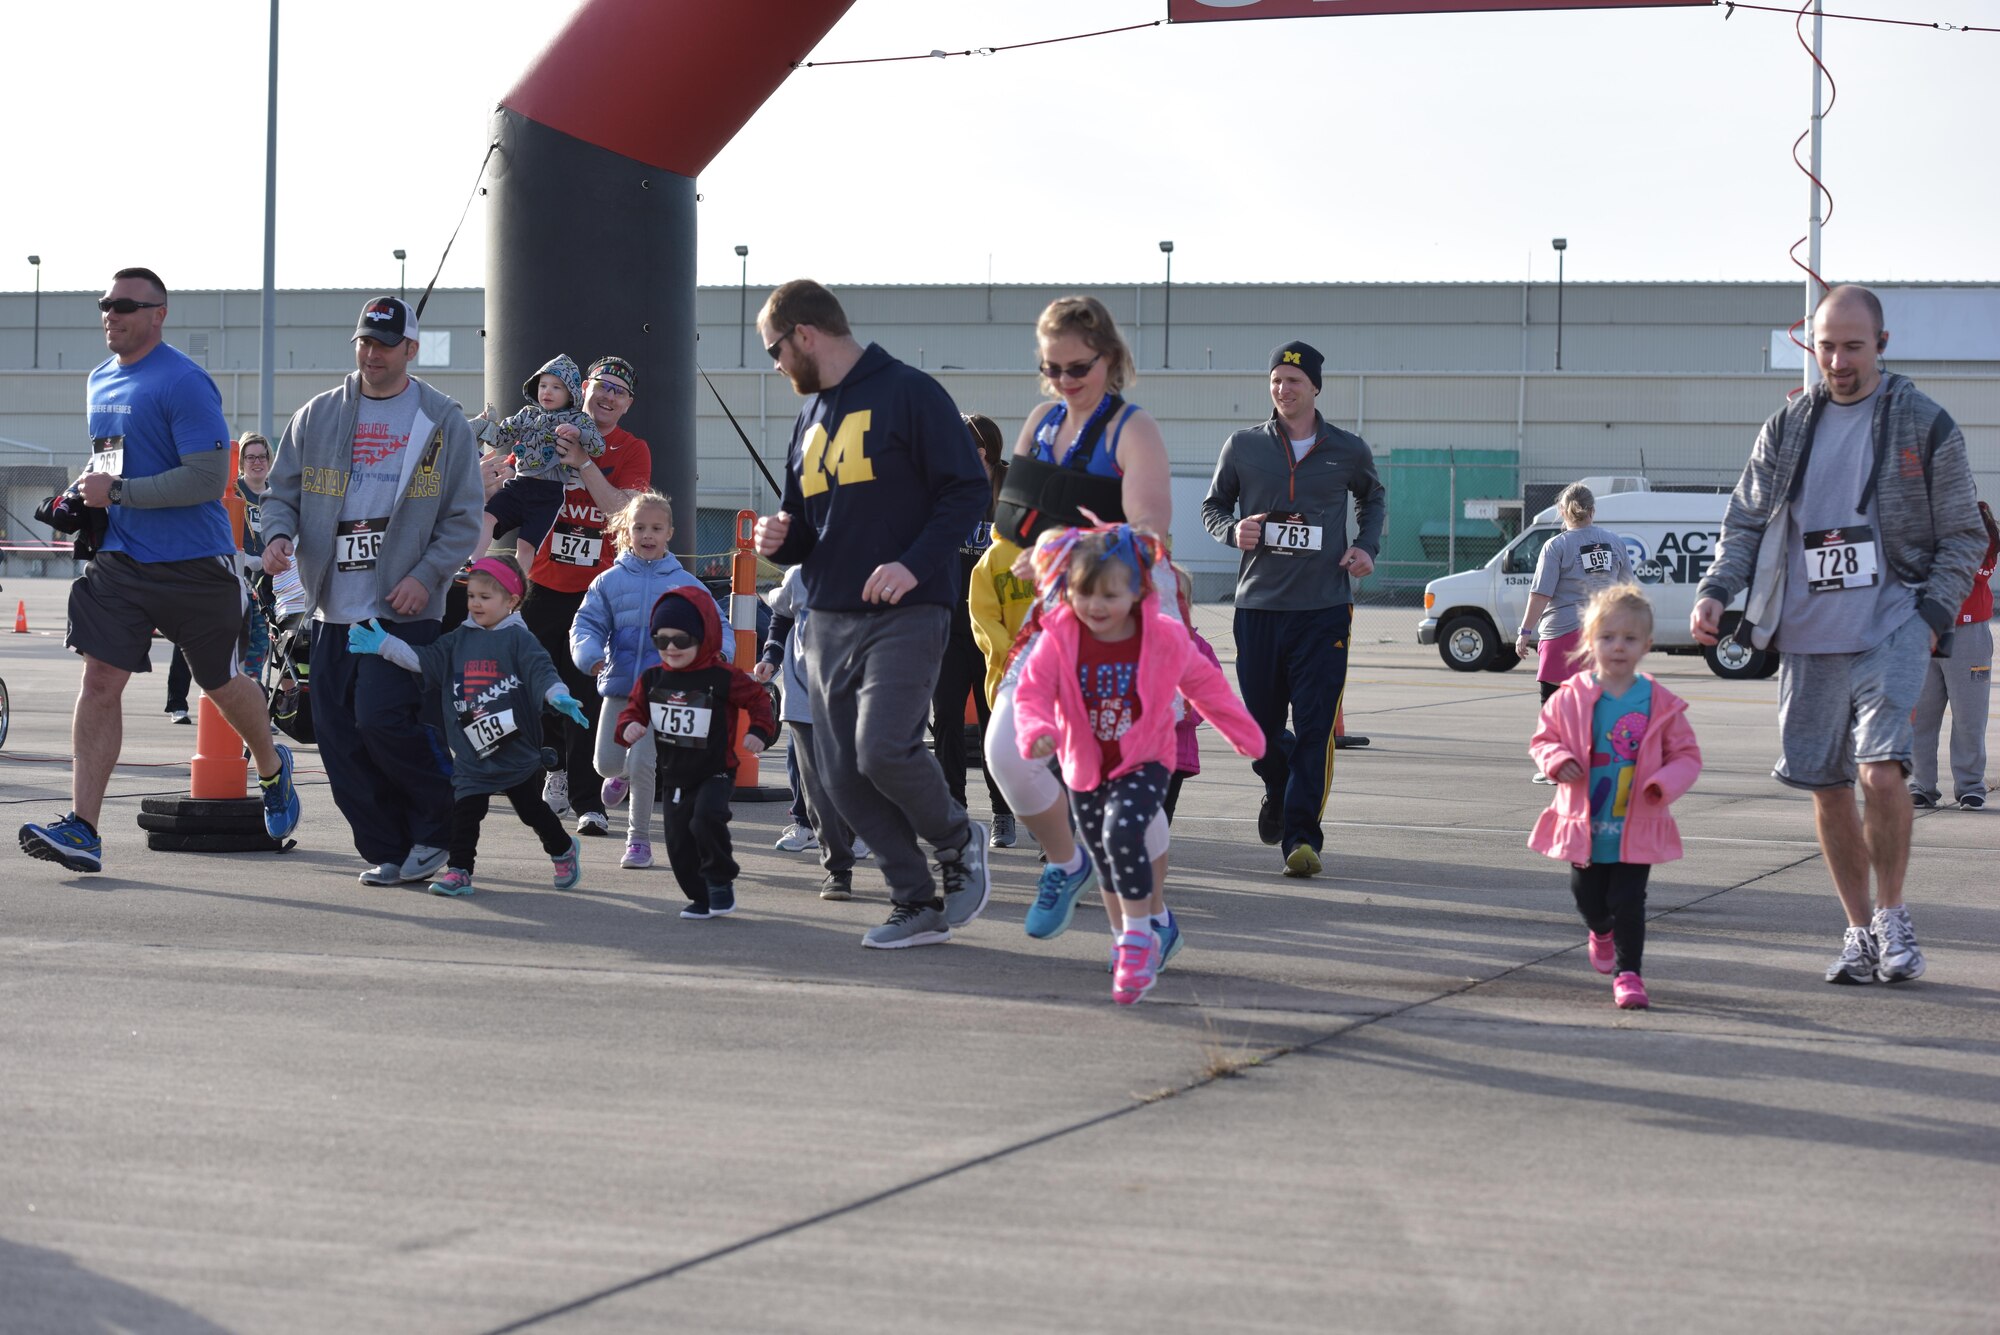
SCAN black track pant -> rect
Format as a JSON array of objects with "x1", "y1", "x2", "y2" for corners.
[
  {"x1": 1569, "y1": 861, "x2": 1650, "y2": 975},
  {"x1": 450, "y1": 775, "x2": 572, "y2": 875}
]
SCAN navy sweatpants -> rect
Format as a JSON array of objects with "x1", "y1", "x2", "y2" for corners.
[
  {"x1": 1232, "y1": 603, "x2": 1351, "y2": 856},
  {"x1": 311, "y1": 617, "x2": 454, "y2": 864}
]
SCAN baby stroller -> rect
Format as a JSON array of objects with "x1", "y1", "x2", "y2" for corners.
[{"x1": 264, "y1": 565, "x2": 315, "y2": 744}]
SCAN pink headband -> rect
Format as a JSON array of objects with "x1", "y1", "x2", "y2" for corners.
[{"x1": 468, "y1": 557, "x2": 524, "y2": 599}]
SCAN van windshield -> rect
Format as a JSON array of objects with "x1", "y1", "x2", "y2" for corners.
[{"x1": 1501, "y1": 526, "x2": 1557, "y2": 575}]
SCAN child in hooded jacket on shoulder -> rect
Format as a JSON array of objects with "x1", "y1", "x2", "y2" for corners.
[
  {"x1": 1013, "y1": 525, "x2": 1264, "y2": 1006},
  {"x1": 347, "y1": 555, "x2": 594, "y2": 896},
  {"x1": 1529, "y1": 584, "x2": 1702, "y2": 1011},
  {"x1": 617, "y1": 587, "x2": 776, "y2": 921},
  {"x1": 473, "y1": 354, "x2": 607, "y2": 567},
  {"x1": 571, "y1": 491, "x2": 731, "y2": 871}
]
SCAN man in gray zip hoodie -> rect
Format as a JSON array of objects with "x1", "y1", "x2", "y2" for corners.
[
  {"x1": 1694, "y1": 285, "x2": 1983, "y2": 988},
  {"x1": 1202, "y1": 341, "x2": 1386, "y2": 879},
  {"x1": 262, "y1": 297, "x2": 484, "y2": 885}
]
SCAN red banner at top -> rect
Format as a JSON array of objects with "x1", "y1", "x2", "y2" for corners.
[{"x1": 1169, "y1": 0, "x2": 1707, "y2": 20}]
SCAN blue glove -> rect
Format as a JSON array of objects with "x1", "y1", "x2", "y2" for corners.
[
  {"x1": 347, "y1": 618, "x2": 388, "y2": 656},
  {"x1": 550, "y1": 691, "x2": 591, "y2": 729}
]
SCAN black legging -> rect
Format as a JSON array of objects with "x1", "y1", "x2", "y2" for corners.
[
  {"x1": 1070, "y1": 762, "x2": 1170, "y2": 902},
  {"x1": 930, "y1": 618, "x2": 1010, "y2": 816},
  {"x1": 520, "y1": 582, "x2": 603, "y2": 818},
  {"x1": 1570, "y1": 861, "x2": 1651, "y2": 975},
  {"x1": 449, "y1": 774, "x2": 572, "y2": 874}
]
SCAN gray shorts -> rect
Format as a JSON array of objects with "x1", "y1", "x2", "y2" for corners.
[
  {"x1": 67, "y1": 549, "x2": 247, "y2": 690},
  {"x1": 1775, "y1": 611, "x2": 1931, "y2": 789}
]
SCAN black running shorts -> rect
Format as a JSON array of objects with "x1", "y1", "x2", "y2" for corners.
[{"x1": 67, "y1": 549, "x2": 247, "y2": 689}]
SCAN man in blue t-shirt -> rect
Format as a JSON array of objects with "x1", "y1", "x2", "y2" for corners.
[{"x1": 19, "y1": 268, "x2": 302, "y2": 875}]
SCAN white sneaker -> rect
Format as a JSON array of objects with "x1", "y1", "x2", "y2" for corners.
[
  {"x1": 575, "y1": 810, "x2": 611, "y2": 838},
  {"x1": 1872, "y1": 905, "x2": 1926, "y2": 983},
  {"x1": 853, "y1": 836, "x2": 872, "y2": 860},
  {"x1": 542, "y1": 772, "x2": 571, "y2": 817},
  {"x1": 773, "y1": 823, "x2": 819, "y2": 852}
]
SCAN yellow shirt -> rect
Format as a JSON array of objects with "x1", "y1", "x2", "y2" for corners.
[{"x1": 968, "y1": 536, "x2": 1037, "y2": 705}]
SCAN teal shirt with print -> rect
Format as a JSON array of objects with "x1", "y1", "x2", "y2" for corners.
[{"x1": 1588, "y1": 676, "x2": 1653, "y2": 864}]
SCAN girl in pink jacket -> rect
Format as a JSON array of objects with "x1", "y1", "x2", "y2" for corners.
[
  {"x1": 1016, "y1": 526, "x2": 1264, "y2": 1005},
  {"x1": 1528, "y1": 585, "x2": 1702, "y2": 1010}
]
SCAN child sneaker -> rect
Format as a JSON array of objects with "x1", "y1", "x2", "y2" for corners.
[
  {"x1": 1588, "y1": 930, "x2": 1617, "y2": 975},
  {"x1": 1612, "y1": 972, "x2": 1649, "y2": 1009},
  {"x1": 1111, "y1": 929, "x2": 1159, "y2": 1006},
  {"x1": 601, "y1": 776, "x2": 629, "y2": 808},
  {"x1": 621, "y1": 840, "x2": 653, "y2": 869},
  {"x1": 1025, "y1": 850, "x2": 1097, "y2": 940},
  {"x1": 428, "y1": 868, "x2": 474, "y2": 897},
  {"x1": 552, "y1": 837, "x2": 582, "y2": 891}
]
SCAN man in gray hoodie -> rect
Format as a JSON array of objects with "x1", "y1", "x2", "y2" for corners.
[
  {"x1": 1694, "y1": 284, "x2": 1984, "y2": 987},
  {"x1": 262, "y1": 297, "x2": 484, "y2": 886},
  {"x1": 1202, "y1": 341, "x2": 1386, "y2": 879}
]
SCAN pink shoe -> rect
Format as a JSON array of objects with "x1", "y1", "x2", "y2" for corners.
[
  {"x1": 1613, "y1": 972, "x2": 1649, "y2": 1009},
  {"x1": 1588, "y1": 931, "x2": 1616, "y2": 975},
  {"x1": 601, "y1": 776, "x2": 629, "y2": 808},
  {"x1": 1111, "y1": 929, "x2": 1158, "y2": 1006},
  {"x1": 621, "y1": 840, "x2": 653, "y2": 869}
]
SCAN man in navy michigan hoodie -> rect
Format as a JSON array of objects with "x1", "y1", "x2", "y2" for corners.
[{"x1": 752, "y1": 280, "x2": 994, "y2": 949}]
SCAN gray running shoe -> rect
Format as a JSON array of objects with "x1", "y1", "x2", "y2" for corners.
[
  {"x1": 400, "y1": 844, "x2": 449, "y2": 883},
  {"x1": 818, "y1": 870, "x2": 852, "y2": 901},
  {"x1": 863, "y1": 900, "x2": 951, "y2": 949},
  {"x1": 989, "y1": 813, "x2": 1017, "y2": 848},
  {"x1": 1824, "y1": 925, "x2": 1880, "y2": 985},
  {"x1": 1872, "y1": 905, "x2": 1926, "y2": 983},
  {"x1": 940, "y1": 821, "x2": 992, "y2": 928}
]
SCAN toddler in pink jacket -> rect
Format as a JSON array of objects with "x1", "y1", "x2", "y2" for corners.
[
  {"x1": 1528, "y1": 585, "x2": 1702, "y2": 1010},
  {"x1": 1016, "y1": 526, "x2": 1263, "y2": 1005}
]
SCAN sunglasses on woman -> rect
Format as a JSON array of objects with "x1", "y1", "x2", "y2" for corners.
[{"x1": 1039, "y1": 354, "x2": 1101, "y2": 382}]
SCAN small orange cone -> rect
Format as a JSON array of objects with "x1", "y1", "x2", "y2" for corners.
[{"x1": 12, "y1": 600, "x2": 25, "y2": 633}]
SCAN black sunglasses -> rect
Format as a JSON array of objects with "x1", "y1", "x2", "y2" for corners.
[
  {"x1": 764, "y1": 327, "x2": 799, "y2": 361},
  {"x1": 98, "y1": 297, "x2": 166, "y2": 315},
  {"x1": 1039, "y1": 354, "x2": 1101, "y2": 382},
  {"x1": 653, "y1": 630, "x2": 699, "y2": 651}
]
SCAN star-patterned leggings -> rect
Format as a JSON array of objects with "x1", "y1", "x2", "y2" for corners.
[{"x1": 1069, "y1": 761, "x2": 1170, "y2": 902}]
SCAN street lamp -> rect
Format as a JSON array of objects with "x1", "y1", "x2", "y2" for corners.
[
  {"x1": 1159, "y1": 240, "x2": 1175, "y2": 370},
  {"x1": 393, "y1": 248, "x2": 407, "y2": 301},
  {"x1": 1551, "y1": 237, "x2": 1567, "y2": 371},
  {"x1": 28, "y1": 255, "x2": 40, "y2": 369},
  {"x1": 735, "y1": 244, "x2": 749, "y2": 367}
]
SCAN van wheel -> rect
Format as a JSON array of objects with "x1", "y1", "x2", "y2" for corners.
[
  {"x1": 1484, "y1": 649, "x2": 1523, "y2": 672},
  {"x1": 1437, "y1": 613, "x2": 1500, "y2": 672},
  {"x1": 1703, "y1": 619, "x2": 1772, "y2": 680},
  {"x1": 1755, "y1": 651, "x2": 1782, "y2": 679}
]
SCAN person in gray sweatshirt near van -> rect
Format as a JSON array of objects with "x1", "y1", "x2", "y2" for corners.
[
  {"x1": 1202, "y1": 341, "x2": 1386, "y2": 879},
  {"x1": 1516, "y1": 482, "x2": 1635, "y2": 707},
  {"x1": 262, "y1": 296, "x2": 485, "y2": 888},
  {"x1": 1693, "y1": 284, "x2": 1984, "y2": 987}
]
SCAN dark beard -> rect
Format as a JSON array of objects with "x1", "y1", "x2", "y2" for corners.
[{"x1": 786, "y1": 352, "x2": 823, "y2": 396}]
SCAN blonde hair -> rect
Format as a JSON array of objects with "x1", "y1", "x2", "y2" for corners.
[
  {"x1": 1036, "y1": 296, "x2": 1134, "y2": 397},
  {"x1": 1557, "y1": 483, "x2": 1595, "y2": 528},
  {"x1": 607, "y1": 490, "x2": 673, "y2": 555},
  {"x1": 1575, "y1": 584, "x2": 1654, "y2": 669}
]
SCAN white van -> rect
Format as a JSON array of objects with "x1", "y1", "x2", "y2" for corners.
[{"x1": 1416, "y1": 483, "x2": 1775, "y2": 680}]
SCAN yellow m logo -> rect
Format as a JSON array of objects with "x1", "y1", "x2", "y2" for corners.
[{"x1": 1282, "y1": 351, "x2": 1303, "y2": 366}]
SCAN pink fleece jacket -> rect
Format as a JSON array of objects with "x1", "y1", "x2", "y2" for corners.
[
  {"x1": 1528, "y1": 671, "x2": 1702, "y2": 865},
  {"x1": 1174, "y1": 626, "x2": 1224, "y2": 775},
  {"x1": 1016, "y1": 595, "x2": 1264, "y2": 793}
]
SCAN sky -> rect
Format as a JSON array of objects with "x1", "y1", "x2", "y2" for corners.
[{"x1": 5, "y1": 0, "x2": 1995, "y2": 297}]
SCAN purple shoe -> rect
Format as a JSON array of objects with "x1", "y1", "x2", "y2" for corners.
[
  {"x1": 1613, "y1": 972, "x2": 1650, "y2": 1009},
  {"x1": 1111, "y1": 929, "x2": 1158, "y2": 1007},
  {"x1": 601, "y1": 776, "x2": 629, "y2": 808}
]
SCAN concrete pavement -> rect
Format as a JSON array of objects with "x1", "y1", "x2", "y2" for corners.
[{"x1": 2, "y1": 573, "x2": 1995, "y2": 1333}]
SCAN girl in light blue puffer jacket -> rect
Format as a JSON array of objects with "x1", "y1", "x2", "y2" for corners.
[{"x1": 570, "y1": 492, "x2": 730, "y2": 867}]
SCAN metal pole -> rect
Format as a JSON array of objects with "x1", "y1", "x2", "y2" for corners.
[
  {"x1": 1448, "y1": 455, "x2": 1457, "y2": 574},
  {"x1": 736, "y1": 245, "x2": 748, "y2": 367},
  {"x1": 1555, "y1": 250, "x2": 1565, "y2": 371},
  {"x1": 1162, "y1": 248, "x2": 1173, "y2": 369},
  {"x1": 258, "y1": 0, "x2": 279, "y2": 443},
  {"x1": 30, "y1": 260, "x2": 40, "y2": 369},
  {"x1": 1804, "y1": 0, "x2": 1826, "y2": 394}
]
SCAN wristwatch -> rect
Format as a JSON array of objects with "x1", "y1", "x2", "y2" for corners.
[{"x1": 107, "y1": 477, "x2": 125, "y2": 506}]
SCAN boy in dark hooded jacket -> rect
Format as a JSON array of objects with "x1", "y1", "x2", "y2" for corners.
[{"x1": 617, "y1": 586, "x2": 778, "y2": 919}]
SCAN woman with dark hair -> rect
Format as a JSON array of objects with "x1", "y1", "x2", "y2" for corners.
[
  {"x1": 984, "y1": 296, "x2": 1183, "y2": 960},
  {"x1": 931, "y1": 414, "x2": 1014, "y2": 845}
]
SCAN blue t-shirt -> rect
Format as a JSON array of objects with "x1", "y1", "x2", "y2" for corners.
[
  {"x1": 85, "y1": 343, "x2": 234, "y2": 563},
  {"x1": 1587, "y1": 675, "x2": 1653, "y2": 864}
]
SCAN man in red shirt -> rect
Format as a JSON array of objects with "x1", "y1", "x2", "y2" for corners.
[
  {"x1": 519, "y1": 356, "x2": 651, "y2": 834},
  {"x1": 1911, "y1": 499, "x2": 1998, "y2": 810}
]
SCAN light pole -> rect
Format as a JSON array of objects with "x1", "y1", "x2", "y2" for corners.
[
  {"x1": 393, "y1": 248, "x2": 407, "y2": 301},
  {"x1": 735, "y1": 244, "x2": 749, "y2": 367},
  {"x1": 28, "y1": 255, "x2": 40, "y2": 369},
  {"x1": 1159, "y1": 240, "x2": 1175, "y2": 369},
  {"x1": 1551, "y1": 237, "x2": 1567, "y2": 371}
]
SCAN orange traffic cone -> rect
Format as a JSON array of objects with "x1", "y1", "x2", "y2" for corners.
[{"x1": 12, "y1": 599, "x2": 25, "y2": 633}]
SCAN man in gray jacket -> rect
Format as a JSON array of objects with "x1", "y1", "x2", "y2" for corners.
[
  {"x1": 1693, "y1": 285, "x2": 1984, "y2": 986},
  {"x1": 1202, "y1": 341, "x2": 1386, "y2": 879},
  {"x1": 262, "y1": 297, "x2": 483, "y2": 886}
]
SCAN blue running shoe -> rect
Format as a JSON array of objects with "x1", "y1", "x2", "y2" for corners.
[
  {"x1": 20, "y1": 812, "x2": 103, "y2": 873},
  {"x1": 260, "y1": 743, "x2": 301, "y2": 839},
  {"x1": 1024, "y1": 848, "x2": 1097, "y2": 940},
  {"x1": 1155, "y1": 909, "x2": 1183, "y2": 969}
]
